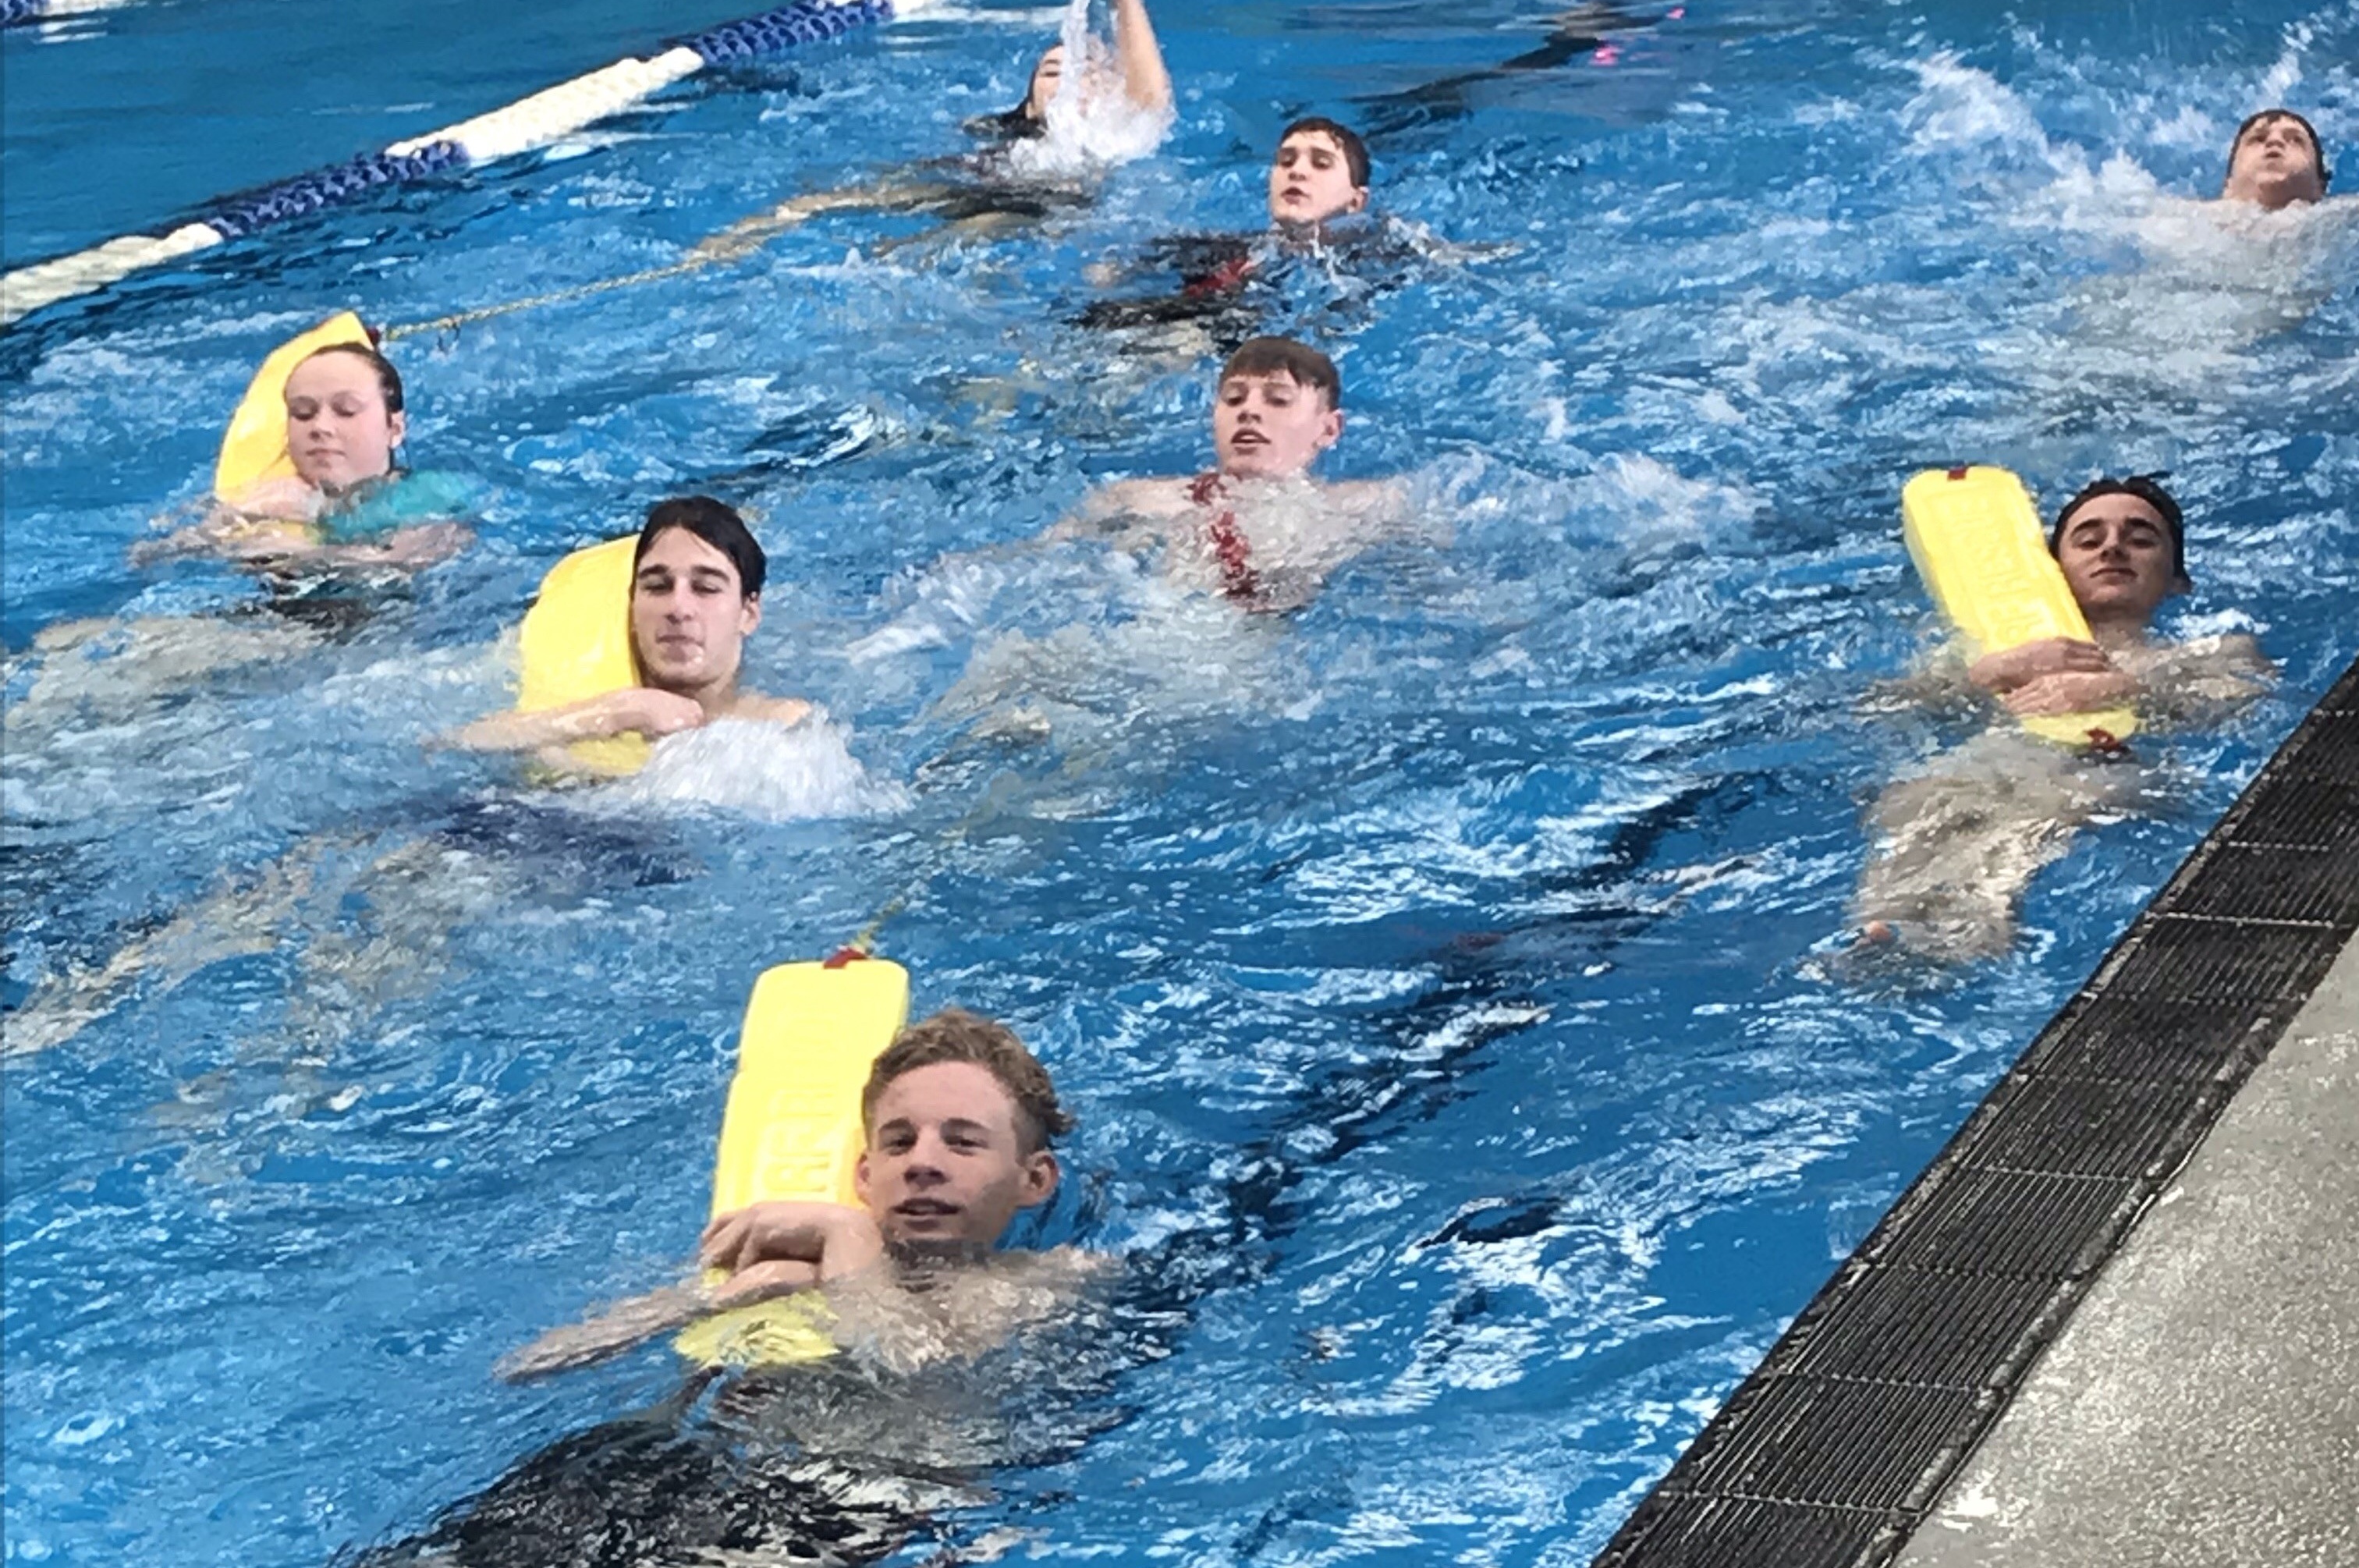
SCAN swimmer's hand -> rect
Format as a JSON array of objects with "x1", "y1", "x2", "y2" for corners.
[
  {"x1": 701, "y1": 1200, "x2": 885, "y2": 1286},
  {"x1": 1967, "y1": 637, "x2": 2113, "y2": 694},
  {"x1": 2002, "y1": 669, "x2": 2141, "y2": 717},
  {"x1": 581, "y1": 687, "x2": 708, "y2": 740}
]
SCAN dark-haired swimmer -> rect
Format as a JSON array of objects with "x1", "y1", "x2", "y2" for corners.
[
  {"x1": 2219, "y1": 108, "x2": 2332, "y2": 211},
  {"x1": 1052, "y1": 335, "x2": 1410, "y2": 613},
  {"x1": 445, "y1": 496, "x2": 811, "y2": 764},
  {"x1": 497, "y1": 1007, "x2": 1093, "y2": 1381},
  {"x1": 689, "y1": 0, "x2": 1172, "y2": 264},
  {"x1": 1850, "y1": 474, "x2": 2272, "y2": 963},
  {"x1": 1077, "y1": 117, "x2": 1395, "y2": 336},
  {"x1": 133, "y1": 342, "x2": 472, "y2": 576},
  {"x1": 1076, "y1": 117, "x2": 1492, "y2": 346}
]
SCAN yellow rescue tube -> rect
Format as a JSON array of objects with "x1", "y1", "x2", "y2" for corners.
[
  {"x1": 1900, "y1": 466, "x2": 2138, "y2": 749},
  {"x1": 516, "y1": 536, "x2": 648, "y2": 776},
  {"x1": 673, "y1": 956, "x2": 913, "y2": 1368},
  {"x1": 214, "y1": 312, "x2": 374, "y2": 504}
]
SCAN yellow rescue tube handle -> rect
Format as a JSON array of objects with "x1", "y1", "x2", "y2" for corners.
[{"x1": 1900, "y1": 465, "x2": 2138, "y2": 750}]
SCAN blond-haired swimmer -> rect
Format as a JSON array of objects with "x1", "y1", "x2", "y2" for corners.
[{"x1": 498, "y1": 1007, "x2": 1098, "y2": 1382}]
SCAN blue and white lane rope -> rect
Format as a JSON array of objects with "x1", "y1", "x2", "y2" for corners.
[
  {"x1": 2, "y1": 0, "x2": 140, "y2": 28},
  {"x1": 0, "y1": 0, "x2": 908, "y2": 329}
]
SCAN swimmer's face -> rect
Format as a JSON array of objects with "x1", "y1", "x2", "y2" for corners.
[
  {"x1": 1214, "y1": 370, "x2": 1343, "y2": 480},
  {"x1": 630, "y1": 527, "x2": 761, "y2": 695},
  {"x1": 2222, "y1": 113, "x2": 2326, "y2": 209},
  {"x1": 1025, "y1": 44, "x2": 1065, "y2": 120},
  {"x1": 2054, "y1": 493, "x2": 2183, "y2": 625},
  {"x1": 284, "y1": 352, "x2": 403, "y2": 493},
  {"x1": 855, "y1": 1061, "x2": 1058, "y2": 1247},
  {"x1": 1268, "y1": 130, "x2": 1368, "y2": 225}
]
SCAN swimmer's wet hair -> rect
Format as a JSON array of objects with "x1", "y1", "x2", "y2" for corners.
[
  {"x1": 297, "y1": 342, "x2": 405, "y2": 415},
  {"x1": 1280, "y1": 117, "x2": 1371, "y2": 192},
  {"x1": 1221, "y1": 336, "x2": 1343, "y2": 409},
  {"x1": 636, "y1": 495, "x2": 767, "y2": 599},
  {"x1": 2050, "y1": 474, "x2": 2189, "y2": 587},
  {"x1": 864, "y1": 1007, "x2": 1075, "y2": 1155},
  {"x1": 2227, "y1": 108, "x2": 2332, "y2": 192}
]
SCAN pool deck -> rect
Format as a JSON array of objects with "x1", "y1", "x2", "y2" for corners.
[
  {"x1": 1591, "y1": 651, "x2": 2359, "y2": 1568},
  {"x1": 1891, "y1": 928, "x2": 2357, "y2": 1568}
]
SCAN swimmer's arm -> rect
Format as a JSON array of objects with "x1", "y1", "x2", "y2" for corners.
[
  {"x1": 1335, "y1": 477, "x2": 1418, "y2": 532},
  {"x1": 701, "y1": 1200, "x2": 885, "y2": 1284},
  {"x1": 495, "y1": 1280, "x2": 714, "y2": 1382},
  {"x1": 438, "y1": 688, "x2": 707, "y2": 754},
  {"x1": 1113, "y1": 0, "x2": 1175, "y2": 112},
  {"x1": 1047, "y1": 477, "x2": 1176, "y2": 541},
  {"x1": 131, "y1": 509, "x2": 317, "y2": 567},
  {"x1": 690, "y1": 180, "x2": 961, "y2": 262},
  {"x1": 494, "y1": 1258, "x2": 828, "y2": 1383},
  {"x1": 1967, "y1": 637, "x2": 2117, "y2": 693},
  {"x1": 264, "y1": 522, "x2": 476, "y2": 573}
]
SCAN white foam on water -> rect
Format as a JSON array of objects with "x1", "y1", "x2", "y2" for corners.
[{"x1": 601, "y1": 712, "x2": 909, "y2": 821}]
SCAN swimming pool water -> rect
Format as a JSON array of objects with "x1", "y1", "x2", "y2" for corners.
[{"x1": 4, "y1": 1, "x2": 2356, "y2": 1563}]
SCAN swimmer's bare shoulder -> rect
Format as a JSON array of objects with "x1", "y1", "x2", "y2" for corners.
[
  {"x1": 2117, "y1": 630, "x2": 2275, "y2": 720},
  {"x1": 728, "y1": 693, "x2": 817, "y2": 726},
  {"x1": 825, "y1": 1247, "x2": 1112, "y2": 1368},
  {"x1": 1048, "y1": 476, "x2": 1200, "y2": 541}
]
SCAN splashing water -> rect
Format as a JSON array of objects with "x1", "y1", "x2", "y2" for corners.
[
  {"x1": 604, "y1": 714, "x2": 910, "y2": 821},
  {"x1": 1006, "y1": 0, "x2": 1175, "y2": 178}
]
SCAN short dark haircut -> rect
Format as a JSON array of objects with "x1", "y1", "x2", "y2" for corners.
[
  {"x1": 2051, "y1": 474, "x2": 2189, "y2": 586},
  {"x1": 2227, "y1": 108, "x2": 2332, "y2": 191},
  {"x1": 1279, "y1": 117, "x2": 1371, "y2": 191},
  {"x1": 297, "y1": 342, "x2": 405, "y2": 414},
  {"x1": 634, "y1": 495, "x2": 766, "y2": 599},
  {"x1": 1220, "y1": 335, "x2": 1343, "y2": 410},
  {"x1": 863, "y1": 1007, "x2": 1074, "y2": 1155}
]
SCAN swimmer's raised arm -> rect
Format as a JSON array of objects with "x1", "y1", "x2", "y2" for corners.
[{"x1": 1112, "y1": 0, "x2": 1174, "y2": 113}]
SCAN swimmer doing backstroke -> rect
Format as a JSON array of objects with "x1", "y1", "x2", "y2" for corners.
[
  {"x1": 1052, "y1": 335, "x2": 1412, "y2": 613},
  {"x1": 134, "y1": 341, "x2": 472, "y2": 576},
  {"x1": 2217, "y1": 108, "x2": 2333, "y2": 211},
  {"x1": 498, "y1": 1007, "x2": 1095, "y2": 1382},
  {"x1": 690, "y1": 0, "x2": 1173, "y2": 262},
  {"x1": 1852, "y1": 474, "x2": 2273, "y2": 963},
  {"x1": 446, "y1": 495, "x2": 813, "y2": 766}
]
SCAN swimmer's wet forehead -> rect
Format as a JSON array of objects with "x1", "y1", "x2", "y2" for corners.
[
  {"x1": 2239, "y1": 112, "x2": 2318, "y2": 154},
  {"x1": 633, "y1": 527, "x2": 743, "y2": 594},
  {"x1": 1219, "y1": 368, "x2": 1337, "y2": 415}
]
